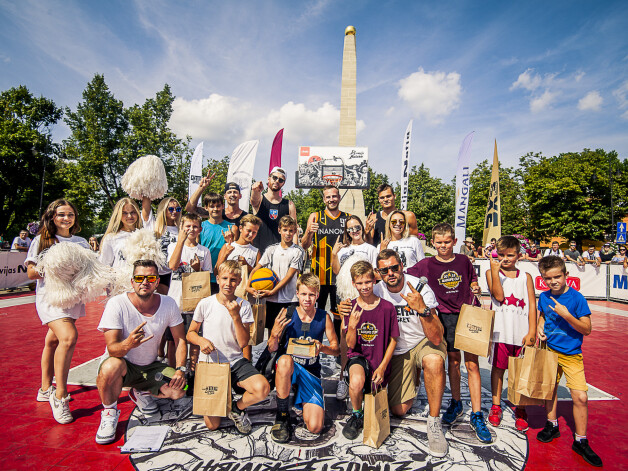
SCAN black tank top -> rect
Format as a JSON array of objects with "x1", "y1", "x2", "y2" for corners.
[
  {"x1": 223, "y1": 209, "x2": 248, "y2": 227},
  {"x1": 254, "y1": 196, "x2": 290, "y2": 251},
  {"x1": 372, "y1": 211, "x2": 387, "y2": 246},
  {"x1": 311, "y1": 210, "x2": 349, "y2": 285}
]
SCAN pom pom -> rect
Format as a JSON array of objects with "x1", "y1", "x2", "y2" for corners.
[
  {"x1": 336, "y1": 253, "x2": 366, "y2": 301},
  {"x1": 121, "y1": 155, "x2": 168, "y2": 200},
  {"x1": 37, "y1": 242, "x2": 117, "y2": 309}
]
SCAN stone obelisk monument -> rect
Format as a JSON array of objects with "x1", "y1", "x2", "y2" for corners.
[{"x1": 338, "y1": 26, "x2": 366, "y2": 218}]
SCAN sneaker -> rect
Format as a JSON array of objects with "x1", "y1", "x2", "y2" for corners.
[
  {"x1": 229, "y1": 406, "x2": 252, "y2": 434},
  {"x1": 442, "y1": 398, "x2": 463, "y2": 425},
  {"x1": 488, "y1": 404, "x2": 502, "y2": 427},
  {"x1": 536, "y1": 421, "x2": 560, "y2": 443},
  {"x1": 270, "y1": 412, "x2": 291, "y2": 443},
  {"x1": 49, "y1": 393, "x2": 73, "y2": 424},
  {"x1": 129, "y1": 388, "x2": 159, "y2": 414},
  {"x1": 37, "y1": 385, "x2": 56, "y2": 402},
  {"x1": 514, "y1": 408, "x2": 529, "y2": 432},
  {"x1": 572, "y1": 435, "x2": 603, "y2": 467},
  {"x1": 426, "y1": 415, "x2": 448, "y2": 457},
  {"x1": 342, "y1": 412, "x2": 364, "y2": 440},
  {"x1": 95, "y1": 408, "x2": 121, "y2": 444},
  {"x1": 470, "y1": 412, "x2": 492, "y2": 443},
  {"x1": 336, "y1": 378, "x2": 349, "y2": 400}
]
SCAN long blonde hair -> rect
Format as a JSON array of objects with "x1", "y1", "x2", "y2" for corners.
[
  {"x1": 102, "y1": 198, "x2": 142, "y2": 244},
  {"x1": 384, "y1": 210, "x2": 410, "y2": 240},
  {"x1": 154, "y1": 197, "x2": 180, "y2": 237}
]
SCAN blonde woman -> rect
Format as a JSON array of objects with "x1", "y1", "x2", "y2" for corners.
[
  {"x1": 150, "y1": 197, "x2": 182, "y2": 294},
  {"x1": 99, "y1": 198, "x2": 143, "y2": 268},
  {"x1": 377, "y1": 210, "x2": 425, "y2": 269}
]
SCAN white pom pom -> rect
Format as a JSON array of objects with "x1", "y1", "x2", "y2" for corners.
[
  {"x1": 336, "y1": 253, "x2": 366, "y2": 301},
  {"x1": 121, "y1": 228, "x2": 166, "y2": 267},
  {"x1": 37, "y1": 242, "x2": 117, "y2": 309},
  {"x1": 121, "y1": 155, "x2": 168, "y2": 200}
]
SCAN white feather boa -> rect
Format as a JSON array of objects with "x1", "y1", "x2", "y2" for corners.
[
  {"x1": 121, "y1": 154, "x2": 168, "y2": 200},
  {"x1": 336, "y1": 253, "x2": 367, "y2": 301},
  {"x1": 36, "y1": 242, "x2": 117, "y2": 309}
]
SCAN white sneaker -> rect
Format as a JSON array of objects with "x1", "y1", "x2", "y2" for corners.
[
  {"x1": 228, "y1": 408, "x2": 252, "y2": 434},
  {"x1": 95, "y1": 408, "x2": 121, "y2": 444},
  {"x1": 37, "y1": 385, "x2": 55, "y2": 402},
  {"x1": 129, "y1": 388, "x2": 159, "y2": 414},
  {"x1": 336, "y1": 378, "x2": 349, "y2": 400},
  {"x1": 49, "y1": 393, "x2": 73, "y2": 424},
  {"x1": 427, "y1": 415, "x2": 448, "y2": 458}
]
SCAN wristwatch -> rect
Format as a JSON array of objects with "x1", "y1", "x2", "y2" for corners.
[
  {"x1": 176, "y1": 366, "x2": 188, "y2": 373},
  {"x1": 418, "y1": 306, "x2": 431, "y2": 318}
]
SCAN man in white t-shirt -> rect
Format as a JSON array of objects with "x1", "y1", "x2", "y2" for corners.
[
  {"x1": 11, "y1": 230, "x2": 31, "y2": 252},
  {"x1": 544, "y1": 241, "x2": 564, "y2": 258},
  {"x1": 95, "y1": 260, "x2": 188, "y2": 445}
]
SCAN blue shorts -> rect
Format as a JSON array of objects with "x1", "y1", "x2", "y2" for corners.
[{"x1": 291, "y1": 362, "x2": 324, "y2": 410}]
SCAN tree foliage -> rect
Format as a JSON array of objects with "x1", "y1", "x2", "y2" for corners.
[{"x1": 406, "y1": 164, "x2": 454, "y2": 236}]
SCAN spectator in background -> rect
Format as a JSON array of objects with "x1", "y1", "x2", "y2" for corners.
[
  {"x1": 476, "y1": 244, "x2": 485, "y2": 258},
  {"x1": 89, "y1": 236, "x2": 99, "y2": 252},
  {"x1": 460, "y1": 237, "x2": 475, "y2": 262},
  {"x1": 524, "y1": 242, "x2": 542, "y2": 261},
  {"x1": 599, "y1": 243, "x2": 615, "y2": 264},
  {"x1": 11, "y1": 230, "x2": 32, "y2": 252},
  {"x1": 564, "y1": 241, "x2": 584, "y2": 266},
  {"x1": 544, "y1": 241, "x2": 563, "y2": 258},
  {"x1": 582, "y1": 245, "x2": 601, "y2": 267},
  {"x1": 611, "y1": 245, "x2": 626, "y2": 265},
  {"x1": 485, "y1": 238, "x2": 497, "y2": 259}
]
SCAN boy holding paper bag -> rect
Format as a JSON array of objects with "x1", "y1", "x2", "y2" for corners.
[
  {"x1": 187, "y1": 261, "x2": 270, "y2": 434},
  {"x1": 485, "y1": 236, "x2": 537, "y2": 432},
  {"x1": 535, "y1": 256, "x2": 602, "y2": 467}
]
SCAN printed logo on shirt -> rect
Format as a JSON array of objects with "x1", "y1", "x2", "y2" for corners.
[
  {"x1": 395, "y1": 305, "x2": 417, "y2": 323},
  {"x1": 270, "y1": 209, "x2": 278, "y2": 220},
  {"x1": 392, "y1": 246, "x2": 407, "y2": 266},
  {"x1": 438, "y1": 270, "x2": 461, "y2": 289},
  {"x1": 357, "y1": 322, "x2": 378, "y2": 342}
]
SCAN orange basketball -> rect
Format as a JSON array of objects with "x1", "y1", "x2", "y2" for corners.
[{"x1": 250, "y1": 268, "x2": 279, "y2": 291}]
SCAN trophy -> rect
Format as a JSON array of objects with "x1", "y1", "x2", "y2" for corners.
[{"x1": 286, "y1": 322, "x2": 317, "y2": 358}]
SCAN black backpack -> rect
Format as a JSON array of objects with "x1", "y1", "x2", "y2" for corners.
[{"x1": 254, "y1": 306, "x2": 294, "y2": 390}]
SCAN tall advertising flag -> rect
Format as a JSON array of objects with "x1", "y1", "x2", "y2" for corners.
[
  {"x1": 188, "y1": 141, "x2": 204, "y2": 203},
  {"x1": 269, "y1": 129, "x2": 284, "y2": 197},
  {"x1": 400, "y1": 120, "x2": 412, "y2": 210},
  {"x1": 453, "y1": 132, "x2": 475, "y2": 252},
  {"x1": 482, "y1": 140, "x2": 502, "y2": 246},
  {"x1": 227, "y1": 140, "x2": 259, "y2": 212}
]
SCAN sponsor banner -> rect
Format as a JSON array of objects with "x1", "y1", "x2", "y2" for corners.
[
  {"x1": 453, "y1": 131, "x2": 474, "y2": 252},
  {"x1": 400, "y1": 120, "x2": 412, "y2": 210},
  {"x1": 609, "y1": 264, "x2": 628, "y2": 302},
  {"x1": 188, "y1": 141, "x2": 204, "y2": 204},
  {"x1": 227, "y1": 140, "x2": 259, "y2": 212},
  {"x1": 296, "y1": 146, "x2": 369, "y2": 188},
  {"x1": 472, "y1": 259, "x2": 608, "y2": 299},
  {"x1": 0, "y1": 252, "x2": 30, "y2": 289},
  {"x1": 482, "y1": 140, "x2": 501, "y2": 246}
]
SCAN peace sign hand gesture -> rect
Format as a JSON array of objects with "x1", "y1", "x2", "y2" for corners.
[{"x1": 199, "y1": 170, "x2": 216, "y2": 190}]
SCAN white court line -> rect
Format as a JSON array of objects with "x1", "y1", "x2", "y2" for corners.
[
  {"x1": 590, "y1": 305, "x2": 628, "y2": 318},
  {"x1": 0, "y1": 295, "x2": 35, "y2": 308}
]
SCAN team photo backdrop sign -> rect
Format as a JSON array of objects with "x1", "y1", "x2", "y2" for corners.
[{"x1": 296, "y1": 146, "x2": 369, "y2": 188}]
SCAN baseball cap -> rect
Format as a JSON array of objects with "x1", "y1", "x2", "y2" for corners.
[
  {"x1": 224, "y1": 182, "x2": 241, "y2": 193},
  {"x1": 269, "y1": 166, "x2": 287, "y2": 179}
]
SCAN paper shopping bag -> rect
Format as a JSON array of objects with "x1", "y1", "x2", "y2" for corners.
[
  {"x1": 181, "y1": 271, "x2": 211, "y2": 312},
  {"x1": 234, "y1": 264, "x2": 249, "y2": 300},
  {"x1": 193, "y1": 353, "x2": 232, "y2": 417},
  {"x1": 454, "y1": 302, "x2": 495, "y2": 357},
  {"x1": 249, "y1": 299, "x2": 267, "y2": 346},
  {"x1": 363, "y1": 385, "x2": 390, "y2": 448},
  {"x1": 516, "y1": 344, "x2": 558, "y2": 400},
  {"x1": 507, "y1": 355, "x2": 544, "y2": 406}
]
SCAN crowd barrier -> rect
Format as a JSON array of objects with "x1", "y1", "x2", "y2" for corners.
[
  {"x1": 0, "y1": 251, "x2": 30, "y2": 290},
  {"x1": 473, "y1": 259, "x2": 628, "y2": 303}
]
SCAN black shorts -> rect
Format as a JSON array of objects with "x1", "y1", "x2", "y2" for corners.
[
  {"x1": 438, "y1": 312, "x2": 460, "y2": 353},
  {"x1": 346, "y1": 355, "x2": 372, "y2": 394},
  {"x1": 318, "y1": 285, "x2": 338, "y2": 314},
  {"x1": 165, "y1": 313, "x2": 196, "y2": 342},
  {"x1": 159, "y1": 272, "x2": 172, "y2": 288},
  {"x1": 265, "y1": 301, "x2": 297, "y2": 329},
  {"x1": 230, "y1": 358, "x2": 260, "y2": 386}
]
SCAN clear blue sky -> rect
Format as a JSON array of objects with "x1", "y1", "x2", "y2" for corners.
[{"x1": 2, "y1": 0, "x2": 627, "y2": 188}]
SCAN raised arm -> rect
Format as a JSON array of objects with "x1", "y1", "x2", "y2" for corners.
[
  {"x1": 301, "y1": 212, "x2": 318, "y2": 250},
  {"x1": 250, "y1": 181, "x2": 264, "y2": 214},
  {"x1": 185, "y1": 170, "x2": 215, "y2": 217}
]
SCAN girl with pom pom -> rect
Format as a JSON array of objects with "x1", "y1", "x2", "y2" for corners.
[
  {"x1": 99, "y1": 198, "x2": 144, "y2": 268},
  {"x1": 150, "y1": 197, "x2": 182, "y2": 294},
  {"x1": 377, "y1": 211, "x2": 425, "y2": 271},
  {"x1": 25, "y1": 199, "x2": 90, "y2": 424}
]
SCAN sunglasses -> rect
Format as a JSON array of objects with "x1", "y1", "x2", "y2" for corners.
[
  {"x1": 376, "y1": 264, "x2": 401, "y2": 275},
  {"x1": 133, "y1": 275, "x2": 158, "y2": 284},
  {"x1": 271, "y1": 175, "x2": 285, "y2": 184},
  {"x1": 347, "y1": 226, "x2": 362, "y2": 233},
  {"x1": 167, "y1": 207, "x2": 182, "y2": 213},
  {"x1": 390, "y1": 219, "x2": 406, "y2": 227}
]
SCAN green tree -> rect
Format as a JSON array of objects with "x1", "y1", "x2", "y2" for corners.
[
  {"x1": 406, "y1": 164, "x2": 454, "y2": 236},
  {"x1": 0, "y1": 86, "x2": 63, "y2": 236},
  {"x1": 285, "y1": 188, "x2": 324, "y2": 230}
]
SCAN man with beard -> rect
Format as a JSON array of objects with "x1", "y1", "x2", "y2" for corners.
[
  {"x1": 222, "y1": 182, "x2": 248, "y2": 226},
  {"x1": 250, "y1": 167, "x2": 297, "y2": 252},
  {"x1": 365, "y1": 184, "x2": 418, "y2": 247}
]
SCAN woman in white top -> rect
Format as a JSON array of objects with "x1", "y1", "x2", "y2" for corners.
[
  {"x1": 331, "y1": 215, "x2": 378, "y2": 275},
  {"x1": 25, "y1": 199, "x2": 90, "y2": 424},
  {"x1": 151, "y1": 197, "x2": 182, "y2": 294},
  {"x1": 377, "y1": 210, "x2": 425, "y2": 270},
  {"x1": 99, "y1": 197, "x2": 143, "y2": 268}
]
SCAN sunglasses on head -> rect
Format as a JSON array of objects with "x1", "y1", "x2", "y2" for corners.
[
  {"x1": 347, "y1": 226, "x2": 362, "y2": 233},
  {"x1": 271, "y1": 175, "x2": 285, "y2": 184},
  {"x1": 376, "y1": 264, "x2": 401, "y2": 275},
  {"x1": 133, "y1": 275, "x2": 158, "y2": 283},
  {"x1": 167, "y1": 207, "x2": 182, "y2": 213}
]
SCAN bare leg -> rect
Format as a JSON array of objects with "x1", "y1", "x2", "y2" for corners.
[
  {"x1": 41, "y1": 328, "x2": 59, "y2": 391},
  {"x1": 491, "y1": 366, "x2": 505, "y2": 405},
  {"x1": 97, "y1": 357, "x2": 127, "y2": 405},
  {"x1": 423, "y1": 354, "x2": 446, "y2": 417},
  {"x1": 237, "y1": 375, "x2": 271, "y2": 409},
  {"x1": 447, "y1": 351, "x2": 462, "y2": 401},
  {"x1": 571, "y1": 389, "x2": 588, "y2": 436},
  {"x1": 204, "y1": 416, "x2": 222, "y2": 430},
  {"x1": 47, "y1": 318, "x2": 78, "y2": 399},
  {"x1": 275, "y1": 355, "x2": 294, "y2": 400},
  {"x1": 464, "y1": 352, "x2": 482, "y2": 413},
  {"x1": 303, "y1": 403, "x2": 325, "y2": 433},
  {"x1": 348, "y1": 363, "x2": 366, "y2": 411}
]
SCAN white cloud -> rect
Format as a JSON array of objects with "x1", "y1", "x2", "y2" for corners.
[
  {"x1": 530, "y1": 89, "x2": 558, "y2": 113},
  {"x1": 510, "y1": 68, "x2": 543, "y2": 91},
  {"x1": 574, "y1": 71, "x2": 585, "y2": 82},
  {"x1": 397, "y1": 68, "x2": 462, "y2": 124},
  {"x1": 613, "y1": 80, "x2": 628, "y2": 119},
  {"x1": 578, "y1": 91, "x2": 603, "y2": 111}
]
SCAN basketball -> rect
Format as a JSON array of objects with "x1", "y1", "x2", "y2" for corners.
[{"x1": 250, "y1": 268, "x2": 279, "y2": 291}]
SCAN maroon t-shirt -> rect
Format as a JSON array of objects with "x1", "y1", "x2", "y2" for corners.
[
  {"x1": 346, "y1": 298, "x2": 400, "y2": 385},
  {"x1": 407, "y1": 254, "x2": 478, "y2": 314}
]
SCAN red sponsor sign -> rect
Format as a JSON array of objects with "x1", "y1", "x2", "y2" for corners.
[
  {"x1": 535, "y1": 276, "x2": 581, "y2": 291},
  {"x1": 300, "y1": 147, "x2": 310, "y2": 157}
]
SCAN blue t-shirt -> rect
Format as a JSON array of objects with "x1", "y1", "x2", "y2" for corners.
[
  {"x1": 200, "y1": 220, "x2": 234, "y2": 282},
  {"x1": 538, "y1": 288, "x2": 591, "y2": 355}
]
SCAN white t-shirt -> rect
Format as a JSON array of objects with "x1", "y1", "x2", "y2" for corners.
[
  {"x1": 544, "y1": 248, "x2": 564, "y2": 257},
  {"x1": 167, "y1": 243, "x2": 213, "y2": 309},
  {"x1": 158, "y1": 225, "x2": 179, "y2": 275},
  {"x1": 98, "y1": 293, "x2": 183, "y2": 366},
  {"x1": 100, "y1": 230, "x2": 135, "y2": 268},
  {"x1": 25, "y1": 234, "x2": 90, "y2": 324},
  {"x1": 583, "y1": 250, "x2": 600, "y2": 260},
  {"x1": 193, "y1": 295, "x2": 254, "y2": 365},
  {"x1": 259, "y1": 242, "x2": 305, "y2": 303},
  {"x1": 11, "y1": 236, "x2": 31, "y2": 252},
  {"x1": 377, "y1": 236, "x2": 425, "y2": 269},
  {"x1": 338, "y1": 242, "x2": 378, "y2": 268},
  {"x1": 226, "y1": 242, "x2": 259, "y2": 268},
  {"x1": 374, "y1": 274, "x2": 438, "y2": 355}
]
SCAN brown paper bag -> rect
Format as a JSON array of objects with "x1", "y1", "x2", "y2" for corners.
[
  {"x1": 248, "y1": 299, "x2": 267, "y2": 346},
  {"x1": 363, "y1": 385, "x2": 390, "y2": 448},
  {"x1": 507, "y1": 355, "x2": 544, "y2": 406},
  {"x1": 193, "y1": 353, "x2": 232, "y2": 417},
  {"x1": 234, "y1": 264, "x2": 249, "y2": 300},
  {"x1": 181, "y1": 271, "x2": 211, "y2": 312},
  {"x1": 454, "y1": 302, "x2": 495, "y2": 357},
  {"x1": 516, "y1": 344, "x2": 558, "y2": 400}
]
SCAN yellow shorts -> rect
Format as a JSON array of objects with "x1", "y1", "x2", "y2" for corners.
[
  {"x1": 388, "y1": 337, "x2": 447, "y2": 406},
  {"x1": 549, "y1": 347, "x2": 588, "y2": 392}
]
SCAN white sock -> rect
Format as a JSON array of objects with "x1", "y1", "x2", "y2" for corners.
[
  {"x1": 575, "y1": 433, "x2": 587, "y2": 442},
  {"x1": 550, "y1": 419, "x2": 558, "y2": 427},
  {"x1": 103, "y1": 401, "x2": 118, "y2": 410}
]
